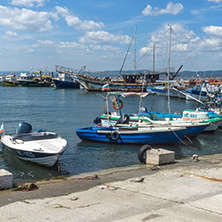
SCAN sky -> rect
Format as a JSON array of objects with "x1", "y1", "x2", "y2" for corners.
[{"x1": 0, "y1": 0, "x2": 222, "y2": 72}]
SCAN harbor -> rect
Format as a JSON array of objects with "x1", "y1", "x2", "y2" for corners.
[
  {"x1": 0, "y1": 86, "x2": 222, "y2": 184},
  {"x1": 1, "y1": 0, "x2": 222, "y2": 221}
]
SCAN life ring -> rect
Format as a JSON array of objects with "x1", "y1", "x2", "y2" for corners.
[
  {"x1": 138, "y1": 145, "x2": 152, "y2": 163},
  {"x1": 106, "y1": 133, "x2": 111, "y2": 139},
  {"x1": 111, "y1": 131, "x2": 119, "y2": 140},
  {"x1": 112, "y1": 100, "x2": 123, "y2": 110}
]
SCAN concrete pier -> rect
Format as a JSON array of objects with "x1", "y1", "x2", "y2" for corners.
[
  {"x1": 146, "y1": 148, "x2": 175, "y2": 165},
  {"x1": 0, "y1": 169, "x2": 13, "y2": 190},
  {"x1": 0, "y1": 154, "x2": 222, "y2": 221}
]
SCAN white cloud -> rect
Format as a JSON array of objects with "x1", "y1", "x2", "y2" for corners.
[
  {"x1": 10, "y1": 0, "x2": 45, "y2": 7},
  {"x1": 32, "y1": 40, "x2": 54, "y2": 47},
  {"x1": 139, "y1": 23, "x2": 203, "y2": 68},
  {"x1": 208, "y1": 0, "x2": 222, "y2": 3},
  {"x1": 200, "y1": 26, "x2": 222, "y2": 51},
  {"x1": 139, "y1": 23, "x2": 222, "y2": 72},
  {"x1": 55, "y1": 6, "x2": 104, "y2": 30},
  {"x1": 79, "y1": 31, "x2": 131, "y2": 44},
  {"x1": 28, "y1": 48, "x2": 34, "y2": 53},
  {"x1": 1, "y1": 31, "x2": 32, "y2": 40},
  {"x1": 32, "y1": 39, "x2": 87, "y2": 54},
  {"x1": 0, "y1": 5, "x2": 58, "y2": 32},
  {"x1": 142, "y1": 2, "x2": 183, "y2": 16},
  {"x1": 31, "y1": 39, "x2": 120, "y2": 55},
  {"x1": 89, "y1": 44, "x2": 120, "y2": 52},
  {"x1": 202, "y1": 25, "x2": 222, "y2": 37},
  {"x1": 56, "y1": 41, "x2": 80, "y2": 49},
  {"x1": 147, "y1": 24, "x2": 197, "y2": 51}
]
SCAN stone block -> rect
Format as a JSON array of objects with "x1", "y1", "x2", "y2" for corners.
[
  {"x1": 146, "y1": 148, "x2": 175, "y2": 165},
  {"x1": 0, "y1": 169, "x2": 13, "y2": 190}
]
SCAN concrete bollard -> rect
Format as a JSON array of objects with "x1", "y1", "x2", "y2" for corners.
[
  {"x1": 0, "y1": 169, "x2": 13, "y2": 190},
  {"x1": 146, "y1": 148, "x2": 175, "y2": 165}
]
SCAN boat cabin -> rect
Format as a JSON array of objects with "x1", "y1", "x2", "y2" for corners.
[
  {"x1": 19, "y1": 73, "x2": 35, "y2": 80},
  {"x1": 121, "y1": 72, "x2": 166, "y2": 84}
]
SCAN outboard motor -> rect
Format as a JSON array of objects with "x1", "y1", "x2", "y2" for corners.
[
  {"x1": 139, "y1": 106, "x2": 147, "y2": 113},
  {"x1": 116, "y1": 114, "x2": 130, "y2": 125},
  {"x1": 17, "y1": 122, "x2": 32, "y2": 134},
  {"x1": 38, "y1": 128, "x2": 46, "y2": 132},
  {"x1": 94, "y1": 117, "x2": 101, "y2": 124}
]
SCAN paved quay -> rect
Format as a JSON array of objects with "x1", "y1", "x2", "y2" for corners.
[{"x1": 0, "y1": 153, "x2": 222, "y2": 221}]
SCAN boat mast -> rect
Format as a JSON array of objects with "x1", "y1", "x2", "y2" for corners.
[
  {"x1": 153, "y1": 44, "x2": 155, "y2": 74},
  {"x1": 119, "y1": 36, "x2": 134, "y2": 75},
  {"x1": 134, "y1": 24, "x2": 137, "y2": 74},
  {"x1": 167, "y1": 25, "x2": 172, "y2": 118}
]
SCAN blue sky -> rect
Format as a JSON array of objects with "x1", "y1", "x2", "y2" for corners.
[{"x1": 0, "y1": 0, "x2": 222, "y2": 72}]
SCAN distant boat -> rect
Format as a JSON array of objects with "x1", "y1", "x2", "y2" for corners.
[
  {"x1": 17, "y1": 72, "x2": 52, "y2": 87},
  {"x1": 0, "y1": 122, "x2": 68, "y2": 167},
  {"x1": 3, "y1": 74, "x2": 19, "y2": 86},
  {"x1": 0, "y1": 75, "x2": 6, "y2": 86},
  {"x1": 53, "y1": 72, "x2": 80, "y2": 89},
  {"x1": 74, "y1": 71, "x2": 180, "y2": 92}
]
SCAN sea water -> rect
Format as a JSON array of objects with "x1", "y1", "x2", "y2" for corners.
[{"x1": 0, "y1": 86, "x2": 221, "y2": 184}]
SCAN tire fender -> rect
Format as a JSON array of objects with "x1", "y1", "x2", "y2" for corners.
[
  {"x1": 111, "y1": 131, "x2": 119, "y2": 140},
  {"x1": 138, "y1": 145, "x2": 152, "y2": 163}
]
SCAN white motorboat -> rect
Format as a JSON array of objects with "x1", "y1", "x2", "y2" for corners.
[{"x1": 0, "y1": 122, "x2": 68, "y2": 167}]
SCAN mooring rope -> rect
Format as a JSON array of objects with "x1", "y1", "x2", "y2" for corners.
[{"x1": 171, "y1": 129, "x2": 199, "y2": 149}]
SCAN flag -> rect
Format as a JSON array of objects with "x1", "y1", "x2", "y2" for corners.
[
  {"x1": 0, "y1": 123, "x2": 4, "y2": 135},
  {"x1": 102, "y1": 84, "x2": 110, "y2": 91}
]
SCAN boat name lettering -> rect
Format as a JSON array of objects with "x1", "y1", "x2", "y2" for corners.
[
  {"x1": 184, "y1": 113, "x2": 198, "y2": 118},
  {"x1": 16, "y1": 150, "x2": 35, "y2": 158}
]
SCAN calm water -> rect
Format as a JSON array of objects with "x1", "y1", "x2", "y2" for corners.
[{"x1": 0, "y1": 86, "x2": 222, "y2": 184}]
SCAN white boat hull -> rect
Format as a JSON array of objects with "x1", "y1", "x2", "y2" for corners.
[{"x1": 1, "y1": 132, "x2": 68, "y2": 167}]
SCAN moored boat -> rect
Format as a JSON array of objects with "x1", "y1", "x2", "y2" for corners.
[
  {"x1": 98, "y1": 92, "x2": 210, "y2": 137},
  {"x1": 3, "y1": 74, "x2": 19, "y2": 86},
  {"x1": 53, "y1": 72, "x2": 80, "y2": 89},
  {"x1": 142, "y1": 109, "x2": 222, "y2": 133},
  {"x1": 76, "y1": 125, "x2": 186, "y2": 145},
  {"x1": 74, "y1": 65, "x2": 182, "y2": 92},
  {"x1": 0, "y1": 75, "x2": 6, "y2": 86},
  {"x1": 17, "y1": 72, "x2": 52, "y2": 87},
  {"x1": 0, "y1": 122, "x2": 68, "y2": 167}
]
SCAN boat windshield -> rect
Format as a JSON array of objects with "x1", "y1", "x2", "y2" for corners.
[{"x1": 14, "y1": 133, "x2": 58, "y2": 141}]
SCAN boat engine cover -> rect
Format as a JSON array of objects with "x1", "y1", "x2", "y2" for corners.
[
  {"x1": 17, "y1": 122, "x2": 32, "y2": 134},
  {"x1": 116, "y1": 114, "x2": 130, "y2": 125}
]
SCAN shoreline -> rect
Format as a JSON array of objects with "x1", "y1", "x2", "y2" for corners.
[
  {"x1": 1, "y1": 153, "x2": 222, "y2": 205},
  {"x1": 0, "y1": 153, "x2": 222, "y2": 221}
]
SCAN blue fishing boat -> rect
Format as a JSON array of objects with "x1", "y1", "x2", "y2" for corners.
[
  {"x1": 76, "y1": 125, "x2": 186, "y2": 145},
  {"x1": 53, "y1": 71, "x2": 80, "y2": 89},
  {"x1": 53, "y1": 79, "x2": 80, "y2": 89}
]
